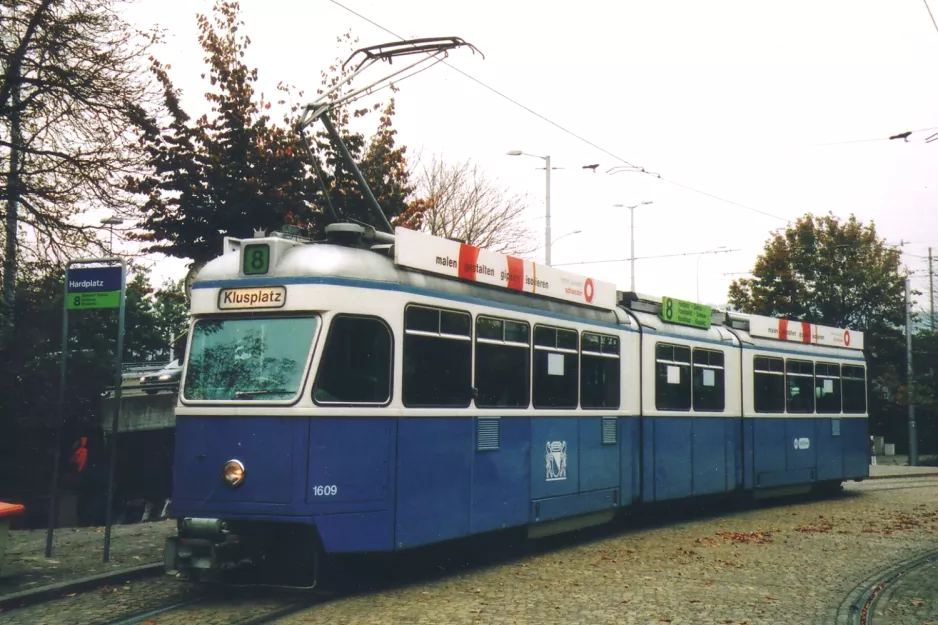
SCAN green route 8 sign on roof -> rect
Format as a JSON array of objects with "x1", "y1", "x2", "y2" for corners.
[
  {"x1": 242, "y1": 243, "x2": 270, "y2": 275},
  {"x1": 660, "y1": 296, "x2": 712, "y2": 329}
]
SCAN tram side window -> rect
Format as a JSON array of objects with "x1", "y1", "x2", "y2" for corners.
[
  {"x1": 814, "y1": 362, "x2": 841, "y2": 414},
  {"x1": 475, "y1": 317, "x2": 530, "y2": 408},
  {"x1": 842, "y1": 365, "x2": 867, "y2": 414},
  {"x1": 692, "y1": 348, "x2": 725, "y2": 412},
  {"x1": 753, "y1": 356, "x2": 784, "y2": 413},
  {"x1": 581, "y1": 332, "x2": 621, "y2": 409},
  {"x1": 786, "y1": 359, "x2": 815, "y2": 413},
  {"x1": 655, "y1": 343, "x2": 691, "y2": 411},
  {"x1": 313, "y1": 316, "x2": 392, "y2": 405},
  {"x1": 403, "y1": 305, "x2": 472, "y2": 407},
  {"x1": 533, "y1": 326, "x2": 579, "y2": 409}
]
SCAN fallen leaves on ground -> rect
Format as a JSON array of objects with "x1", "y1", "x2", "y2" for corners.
[
  {"x1": 695, "y1": 536, "x2": 721, "y2": 547},
  {"x1": 716, "y1": 531, "x2": 773, "y2": 545},
  {"x1": 794, "y1": 518, "x2": 834, "y2": 533}
]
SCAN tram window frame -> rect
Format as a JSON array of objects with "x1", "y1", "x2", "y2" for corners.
[
  {"x1": 814, "y1": 362, "x2": 842, "y2": 414},
  {"x1": 580, "y1": 332, "x2": 621, "y2": 409},
  {"x1": 312, "y1": 315, "x2": 393, "y2": 406},
  {"x1": 532, "y1": 325, "x2": 579, "y2": 409},
  {"x1": 474, "y1": 316, "x2": 531, "y2": 409},
  {"x1": 786, "y1": 359, "x2": 815, "y2": 414},
  {"x1": 753, "y1": 355, "x2": 785, "y2": 413},
  {"x1": 402, "y1": 304, "x2": 472, "y2": 408},
  {"x1": 692, "y1": 348, "x2": 725, "y2": 412},
  {"x1": 842, "y1": 364, "x2": 867, "y2": 414},
  {"x1": 655, "y1": 342, "x2": 691, "y2": 411}
]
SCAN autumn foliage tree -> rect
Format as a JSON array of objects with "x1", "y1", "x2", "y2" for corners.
[
  {"x1": 126, "y1": 1, "x2": 317, "y2": 265},
  {"x1": 728, "y1": 212, "x2": 914, "y2": 446},
  {"x1": 128, "y1": 3, "x2": 416, "y2": 265}
]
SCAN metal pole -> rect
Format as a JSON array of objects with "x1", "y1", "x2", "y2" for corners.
[
  {"x1": 45, "y1": 268, "x2": 70, "y2": 558},
  {"x1": 316, "y1": 113, "x2": 393, "y2": 234},
  {"x1": 103, "y1": 260, "x2": 127, "y2": 562},
  {"x1": 544, "y1": 155, "x2": 552, "y2": 267},
  {"x1": 929, "y1": 247, "x2": 934, "y2": 331},
  {"x1": 629, "y1": 206, "x2": 636, "y2": 292},
  {"x1": 906, "y1": 277, "x2": 918, "y2": 466},
  {"x1": 1, "y1": 68, "x2": 21, "y2": 344},
  {"x1": 697, "y1": 254, "x2": 703, "y2": 302}
]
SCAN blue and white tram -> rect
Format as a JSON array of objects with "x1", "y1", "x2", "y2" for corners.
[{"x1": 163, "y1": 225, "x2": 868, "y2": 584}]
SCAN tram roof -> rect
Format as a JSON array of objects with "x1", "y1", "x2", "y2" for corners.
[{"x1": 193, "y1": 232, "x2": 631, "y2": 327}]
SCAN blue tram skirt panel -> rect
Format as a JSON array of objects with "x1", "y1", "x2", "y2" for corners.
[
  {"x1": 170, "y1": 413, "x2": 866, "y2": 555},
  {"x1": 742, "y1": 416, "x2": 869, "y2": 490}
]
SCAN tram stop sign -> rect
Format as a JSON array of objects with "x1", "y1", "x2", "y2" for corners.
[{"x1": 66, "y1": 266, "x2": 123, "y2": 310}]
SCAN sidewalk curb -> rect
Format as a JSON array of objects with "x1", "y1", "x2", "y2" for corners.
[
  {"x1": 866, "y1": 471, "x2": 938, "y2": 480},
  {"x1": 0, "y1": 562, "x2": 163, "y2": 612}
]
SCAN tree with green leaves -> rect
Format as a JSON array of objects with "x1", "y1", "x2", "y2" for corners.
[
  {"x1": 0, "y1": 261, "x2": 171, "y2": 431},
  {"x1": 728, "y1": 212, "x2": 914, "y2": 446},
  {"x1": 153, "y1": 278, "x2": 188, "y2": 356},
  {"x1": 909, "y1": 330, "x2": 938, "y2": 450}
]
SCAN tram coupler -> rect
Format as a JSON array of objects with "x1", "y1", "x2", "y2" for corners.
[{"x1": 164, "y1": 517, "x2": 247, "y2": 576}]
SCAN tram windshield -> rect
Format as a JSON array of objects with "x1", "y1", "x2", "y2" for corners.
[{"x1": 183, "y1": 316, "x2": 318, "y2": 401}]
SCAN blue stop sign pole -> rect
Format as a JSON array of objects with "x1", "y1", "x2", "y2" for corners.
[{"x1": 45, "y1": 258, "x2": 126, "y2": 562}]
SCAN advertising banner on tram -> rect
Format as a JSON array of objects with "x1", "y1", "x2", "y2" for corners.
[
  {"x1": 747, "y1": 314, "x2": 864, "y2": 351},
  {"x1": 393, "y1": 227, "x2": 617, "y2": 310}
]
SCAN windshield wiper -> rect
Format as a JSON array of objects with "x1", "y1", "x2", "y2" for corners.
[{"x1": 233, "y1": 389, "x2": 291, "y2": 399}]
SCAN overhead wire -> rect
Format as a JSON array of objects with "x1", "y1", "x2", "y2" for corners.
[
  {"x1": 799, "y1": 126, "x2": 938, "y2": 147},
  {"x1": 327, "y1": 0, "x2": 790, "y2": 223},
  {"x1": 925, "y1": 0, "x2": 938, "y2": 35},
  {"x1": 553, "y1": 248, "x2": 739, "y2": 267}
]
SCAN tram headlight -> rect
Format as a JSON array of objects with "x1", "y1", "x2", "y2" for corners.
[{"x1": 222, "y1": 459, "x2": 245, "y2": 487}]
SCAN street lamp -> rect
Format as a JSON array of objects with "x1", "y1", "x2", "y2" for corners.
[
  {"x1": 551, "y1": 230, "x2": 582, "y2": 248},
  {"x1": 613, "y1": 201, "x2": 653, "y2": 292},
  {"x1": 100, "y1": 216, "x2": 123, "y2": 255},
  {"x1": 507, "y1": 150, "x2": 553, "y2": 265},
  {"x1": 696, "y1": 246, "x2": 727, "y2": 302}
]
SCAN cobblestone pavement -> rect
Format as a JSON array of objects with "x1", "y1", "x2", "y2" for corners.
[
  {"x1": 869, "y1": 554, "x2": 938, "y2": 624},
  {"x1": 0, "y1": 520, "x2": 172, "y2": 597},
  {"x1": 277, "y1": 478, "x2": 938, "y2": 625},
  {"x1": 4, "y1": 479, "x2": 938, "y2": 625}
]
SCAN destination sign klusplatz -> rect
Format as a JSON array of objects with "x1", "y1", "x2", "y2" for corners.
[{"x1": 218, "y1": 286, "x2": 286, "y2": 310}]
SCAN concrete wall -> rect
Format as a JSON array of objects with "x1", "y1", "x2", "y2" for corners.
[{"x1": 100, "y1": 390, "x2": 176, "y2": 433}]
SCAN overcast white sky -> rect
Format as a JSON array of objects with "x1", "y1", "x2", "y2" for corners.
[{"x1": 98, "y1": 0, "x2": 938, "y2": 309}]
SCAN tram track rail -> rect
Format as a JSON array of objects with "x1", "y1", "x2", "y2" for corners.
[
  {"x1": 834, "y1": 547, "x2": 938, "y2": 625},
  {"x1": 96, "y1": 589, "x2": 336, "y2": 625}
]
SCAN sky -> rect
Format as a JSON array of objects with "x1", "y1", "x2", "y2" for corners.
[{"x1": 96, "y1": 0, "x2": 938, "y2": 311}]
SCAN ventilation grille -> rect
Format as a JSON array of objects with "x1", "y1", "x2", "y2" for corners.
[
  {"x1": 477, "y1": 417, "x2": 500, "y2": 451},
  {"x1": 602, "y1": 416, "x2": 618, "y2": 445}
]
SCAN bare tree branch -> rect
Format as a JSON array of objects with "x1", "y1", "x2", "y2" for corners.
[{"x1": 412, "y1": 154, "x2": 536, "y2": 256}]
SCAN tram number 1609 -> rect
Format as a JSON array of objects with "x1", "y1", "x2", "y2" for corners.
[{"x1": 312, "y1": 485, "x2": 338, "y2": 496}]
